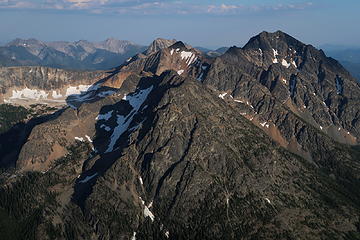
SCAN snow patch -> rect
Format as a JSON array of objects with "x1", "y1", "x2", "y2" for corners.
[
  {"x1": 320, "y1": 126, "x2": 323, "y2": 130},
  {"x1": 234, "y1": 99, "x2": 244, "y2": 103},
  {"x1": 10, "y1": 88, "x2": 49, "y2": 100},
  {"x1": 180, "y1": 51, "x2": 193, "y2": 60},
  {"x1": 65, "y1": 83, "x2": 107, "y2": 109},
  {"x1": 106, "y1": 86, "x2": 153, "y2": 153},
  {"x1": 125, "y1": 86, "x2": 153, "y2": 109},
  {"x1": 106, "y1": 115, "x2": 128, "y2": 153},
  {"x1": 188, "y1": 55, "x2": 197, "y2": 66},
  {"x1": 272, "y1": 49, "x2": 279, "y2": 63},
  {"x1": 281, "y1": 59, "x2": 291, "y2": 68},
  {"x1": 131, "y1": 232, "x2": 136, "y2": 240},
  {"x1": 85, "y1": 135, "x2": 92, "y2": 143},
  {"x1": 75, "y1": 137, "x2": 84, "y2": 142},
  {"x1": 177, "y1": 70, "x2": 184, "y2": 75},
  {"x1": 170, "y1": 49, "x2": 174, "y2": 55},
  {"x1": 180, "y1": 51, "x2": 197, "y2": 65},
  {"x1": 197, "y1": 72, "x2": 204, "y2": 81},
  {"x1": 336, "y1": 75, "x2": 344, "y2": 95},
  {"x1": 97, "y1": 90, "x2": 116, "y2": 98},
  {"x1": 165, "y1": 231, "x2": 170, "y2": 238},
  {"x1": 67, "y1": 102, "x2": 77, "y2": 109},
  {"x1": 79, "y1": 173, "x2": 98, "y2": 183},
  {"x1": 144, "y1": 204, "x2": 155, "y2": 222},
  {"x1": 52, "y1": 90, "x2": 63, "y2": 99},
  {"x1": 264, "y1": 198, "x2": 271, "y2": 204},
  {"x1": 219, "y1": 93, "x2": 227, "y2": 99},
  {"x1": 100, "y1": 124, "x2": 111, "y2": 131},
  {"x1": 96, "y1": 110, "x2": 113, "y2": 121},
  {"x1": 65, "y1": 85, "x2": 92, "y2": 96},
  {"x1": 260, "y1": 122, "x2": 270, "y2": 128},
  {"x1": 139, "y1": 176, "x2": 143, "y2": 185},
  {"x1": 197, "y1": 64, "x2": 208, "y2": 81},
  {"x1": 87, "y1": 82, "x2": 102, "y2": 92}
]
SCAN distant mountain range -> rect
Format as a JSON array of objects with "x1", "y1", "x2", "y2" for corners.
[
  {"x1": 1, "y1": 37, "x2": 359, "y2": 83},
  {"x1": 0, "y1": 38, "x2": 230, "y2": 71},
  {"x1": 0, "y1": 38, "x2": 147, "y2": 70},
  {"x1": 194, "y1": 46, "x2": 229, "y2": 57},
  {"x1": 323, "y1": 47, "x2": 360, "y2": 81}
]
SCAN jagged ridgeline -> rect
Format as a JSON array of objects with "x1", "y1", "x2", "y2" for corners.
[
  {"x1": 0, "y1": 31, "x2": 360, "y2": 240},
  {"x1": 0, "y1": 38, "x2": 147, "y2": 70}
]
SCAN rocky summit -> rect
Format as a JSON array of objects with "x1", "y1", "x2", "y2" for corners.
[{"x1": 0, "y1": 31, "x2": 360, "y2": 240}]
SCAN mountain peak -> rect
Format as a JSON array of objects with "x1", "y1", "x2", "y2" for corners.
[
  {"x1": 243, "y1": 30, "x2": 305, "y2": 51},
  {"x1": 169, "y1": 41, "x2": 187, "y2": 50},
  {"x1": 6, "y1": 38, "x2": 45, "y2": 47},
  {"x1": 105, "y1": 37, "x2": 117, "y2": 41},
  {"x1": 75, "y1": 39, "x2": 91, "y2": 45},
  {"x1": 145, "y1": 38, "x2": 177, "y2": 55},
  {"x1": 258, "y1": 30, "x2": 287, "y2": 38},
  {"x1": 103, "y1": 37, "x2": 132, "y2": 45}
]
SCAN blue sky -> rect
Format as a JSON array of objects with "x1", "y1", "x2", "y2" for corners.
[{"x1": 0, "y1": 0, "x2": 359, "y2": 48}]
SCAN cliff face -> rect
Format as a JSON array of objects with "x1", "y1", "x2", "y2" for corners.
[{"x1": 0, "y1": 66, "x2": 107, "y2": 105}]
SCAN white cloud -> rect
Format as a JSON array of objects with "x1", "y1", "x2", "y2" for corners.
[
  {"x1": 64, "y1": 0, "x2": 108, "y2": 9},
  {"x1": 0, "y1": 0, "x2": 315, "y2": 15},
  {"x1": 0, "y1": 0, "x2": 35, "y2": 8},
  {"x1": 220, "y1": 4, "x2": 239, "y2": 11}
]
